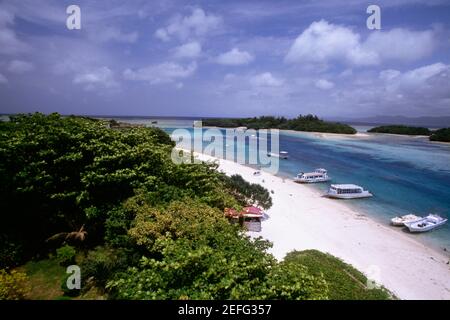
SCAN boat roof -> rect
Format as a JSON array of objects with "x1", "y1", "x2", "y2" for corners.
[
  {"x1": 331, "y1": 184, "x2": 363, "y2": 189},
  {"x1": 302, "y1": 172, "x2": 326, "y2": 177}
]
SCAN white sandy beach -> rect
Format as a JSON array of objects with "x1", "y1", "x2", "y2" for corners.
[{"x1": 195, "y1": 152, "x2": 450, "y2": 300}]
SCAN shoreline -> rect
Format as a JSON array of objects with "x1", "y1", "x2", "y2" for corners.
[{"x1": 191, "y1": 151, "x2": 450, "y2": 300}]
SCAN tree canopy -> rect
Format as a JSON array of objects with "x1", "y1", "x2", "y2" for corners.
[{"x1": 203, "y1": 115, "x2": 357, "y2": 134}]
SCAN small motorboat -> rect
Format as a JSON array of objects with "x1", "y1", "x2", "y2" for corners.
[
  {"x1": 404, "y1": 214, "x2": 448, "y2": 233},
  {"x1": 326, "y1": 184, "x2": 373, "y2": 199},
  {"x1": 267, "y1": 151, "x2": 289, "y2": 159},
  {"x1": 391, "y1": 214, "x2": 422, "y2": 226},
  {"x1": 294, "y1": 168, "x2": 330, "y2": 183}
]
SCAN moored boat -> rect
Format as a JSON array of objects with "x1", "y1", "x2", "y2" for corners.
[
  {"x1": 267, "y1": 151, "x2": 289, "y2": 159},
  {"x1": 391, "y1": 214, "x2": 422, "y2": 226},
  {"x1": 326, "y1": 184, "x2": 373, "y2": 199},
  {"x1": 294, "y1": 168, "x2": 330, "y2": 183},
  {"x1": 404, "y1": 214, "x2": 447, "y2": 233}
]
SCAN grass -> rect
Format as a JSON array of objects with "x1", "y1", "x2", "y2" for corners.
[
  {"x1": 16, "y1": 255, "x2": 105, "y2": 300},
  {"x1": 17, "y1": 258, "x2": 66, "y2": 300},
  {"x1": 15, "y1": 249, "x2": 393, "y2": 300},
  {"x1": 284, "y1": 250, "x2": 394, "y2": 300}
]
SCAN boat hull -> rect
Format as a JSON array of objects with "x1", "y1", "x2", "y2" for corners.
[
  {"x1": 294, "y1": 178, "x2": 331, "y2": 184},
  {"x1": 326, "y1": 192, "x2": 373, "y2": 199},
  {"x1": 405, "y1": 218, "x2": 448, "y2": 233}
]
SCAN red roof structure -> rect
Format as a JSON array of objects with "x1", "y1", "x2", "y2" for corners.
[{"x1": 242, "y1": 206, "x2": 263, "y2": 218}]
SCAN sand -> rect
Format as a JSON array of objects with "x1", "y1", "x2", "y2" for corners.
[{"x1": 194, "y1": 152, "x2": 450, "y2": 300}]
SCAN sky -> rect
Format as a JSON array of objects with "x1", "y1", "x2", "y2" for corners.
[{"x1": 0, "y1": 0, "x2": 449, "y2": 118}]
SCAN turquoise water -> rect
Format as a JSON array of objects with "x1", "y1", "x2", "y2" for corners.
[{"x1": 106, "y1": 117, "x2": 450, "y2": 250}]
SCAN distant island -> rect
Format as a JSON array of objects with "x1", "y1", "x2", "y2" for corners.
[
  {"x1": 430, "y1": 128, "x2": 450, "y2": 142},
  {"x1": 367, "y1": 125, "x2": 450, "y2": 143},
  {"x1": 203, "y1": 115, "x2": 357, "y2": 134},
  {"x1": 368, "y1": 125, "x2": 431, "y2": 136}
]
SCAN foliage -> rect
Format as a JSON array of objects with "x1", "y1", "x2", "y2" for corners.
[
  {"x1": 203, "y1": 115, "x2": 356, "y2": 134},
  {"x1": 0, "y1": 269, "x2": 29, "y2": 300},
  {"x1": 430, "y1": 128, "x2": 450, "y2": 142},
  {"x1": 56, "y1": 245, "x2": 76, "y2": 266},
  {"x1": 0, "y1": 113, "x2": 239, "y2": 266},
  {"x1": 1, "y1": 113, "x2": 382, "y2": 300},
  {"x1": 127, "y1": 199, "x2": 236, "y2": 253},
  {"x1": 223, "y1": 174, "x2": 272, "y2": 209},
  {"x1": 19, "y1": 258, "x2": 66, "y2": 300},
  {"x1": 283, "y1": 250, "x2": 392, "y2": 300},
  {"x1": 80, "y1": 246, "x2": 130, "y2": 290},
  {"x1": 0, "y1": 236, "x2": 23, "y2": 269},
  {"x1": 368, "y1": 125, "x2": 431, "y2": 136},
  {"x1": 263, "y1": 258, "x2": 328, "y2": 300},
  {"x1": 108, "y1": 199, "x2": 328, "y2": 300}
]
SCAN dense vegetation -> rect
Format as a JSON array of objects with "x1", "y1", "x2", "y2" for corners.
[
  {"x1": 368, "y1": 125, "x2": 431, "y2": 136},
  {"x1": 0, "y1": 113, "x2": 390, "y2": 300},
  {"x1": 284, "y1": 251, "x2": 392, "y2": 300},
  {"x1": 430, "y1": 128, "x2": 450, "y2": 142},
  {"x1": 203, "y1": 115, "x2": 357, "y2": 134}
]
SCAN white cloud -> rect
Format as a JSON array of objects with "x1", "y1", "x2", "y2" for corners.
[
  {"x1": 7, "y1": 60, "x2": 34, "y2": 74},
  {"x1": 73, "y1": 67, "x2": 118, "y2": 91},
  {"x1": 382, "y1": 63, "x2": 450, "y2": 95},
  {"x1": 0, "y1": 73, "x2": 8, "y2": 84},
  {"x1": 155, "y1": 28, "x2": 170, "y2": 42},
  {"x1": 89, "y1": 27, "x2": 138, "y2": 43},
  {"x1": 216, "y1": 48, "x2": 254, "y2": 66},
  {"x1": 250, "y1": 72, "x2": 284, "y2": 87},
  {"x1": 364, "y1": 29, "x2": 434, "y2": 63},
  {"x1": 315, "y1": 79, "x2": 335, "y2": 90},
  {"x1": 286, "y1": 20, "x2": 435, "y2": 67},
  {"x1": 379, "y1": 69, "x2": 401, "y2": 81},
  {"x1": 0, "y1": 8, "x2": 29, "y2": 54},
  {"x1": 173, "y1": 41, "x2": 202, "y2": 59},
  {"x1": 155, "y1": 8, "x2": 222, "y2": 42},
  {"x1": 123, "y1": 62, "x2": 197, "y2": 85}
]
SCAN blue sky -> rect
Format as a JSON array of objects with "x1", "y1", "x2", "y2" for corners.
[{"x1": 0, "y1": 0, "x2": 449, "y2": 118}]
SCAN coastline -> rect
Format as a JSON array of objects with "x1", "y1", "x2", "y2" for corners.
[{"x1": 192, "y1": 151, "x2": 450, "y2": 300}]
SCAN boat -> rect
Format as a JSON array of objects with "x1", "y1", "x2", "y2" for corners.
[
  {"x1": 404, "y1": 214, "x2": 447, "y2": 233},
  {"x1": 391, "y1": 214, "x2": 422, "y2": 226},
  {"x1": 267, "y1": 151, "x2": 289, "y2": 159},
  {"x1": 326, "y1": 184, "x2": 373, "y2": 199},
  {"x1": 294, "y1": 168, "x2": 330, "y2": 183}
]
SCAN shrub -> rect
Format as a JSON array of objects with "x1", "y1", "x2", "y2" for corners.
[
  {"x1": 0, "y1": 270, "x2": 29, "y2": 300},
  {"x1": 56, "y1": 245, "x2": 76, "y2": 266},
  {"x1": 80, "y1": 247, "x2": 129, "y2": 291}
]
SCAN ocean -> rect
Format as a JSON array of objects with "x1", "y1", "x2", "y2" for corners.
[{"x1": 105, "y1": 117, "x2": 450, "y2": 251}]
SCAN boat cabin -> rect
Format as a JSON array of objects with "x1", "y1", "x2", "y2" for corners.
[{"x1": 330, "y1": 184, "x2": 363, "y2": 194}]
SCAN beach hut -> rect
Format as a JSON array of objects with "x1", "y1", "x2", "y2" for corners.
[
  {"x1": 241, "y1": 206, "x2": 263, "y2": 232},
  {"x1": 224, "y1": 206, "x2": 264, "y2": 231}
]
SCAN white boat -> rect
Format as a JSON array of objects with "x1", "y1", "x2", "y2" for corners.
[
  {"x1": 326, "y1": 184, "x2": 373, "y2": 199},
  {"x1": 391, "y1": 214, "x2": 422, "y2": 226},
  {"x1": 404, "y1": 214, "x2": 447, "y2": 233},
  {"x1": 294, "y1": 168, "x2": 331, "y2": 183},
  {"x1": 267, "y1": 151, "x2": 289, "y2": 159}
]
